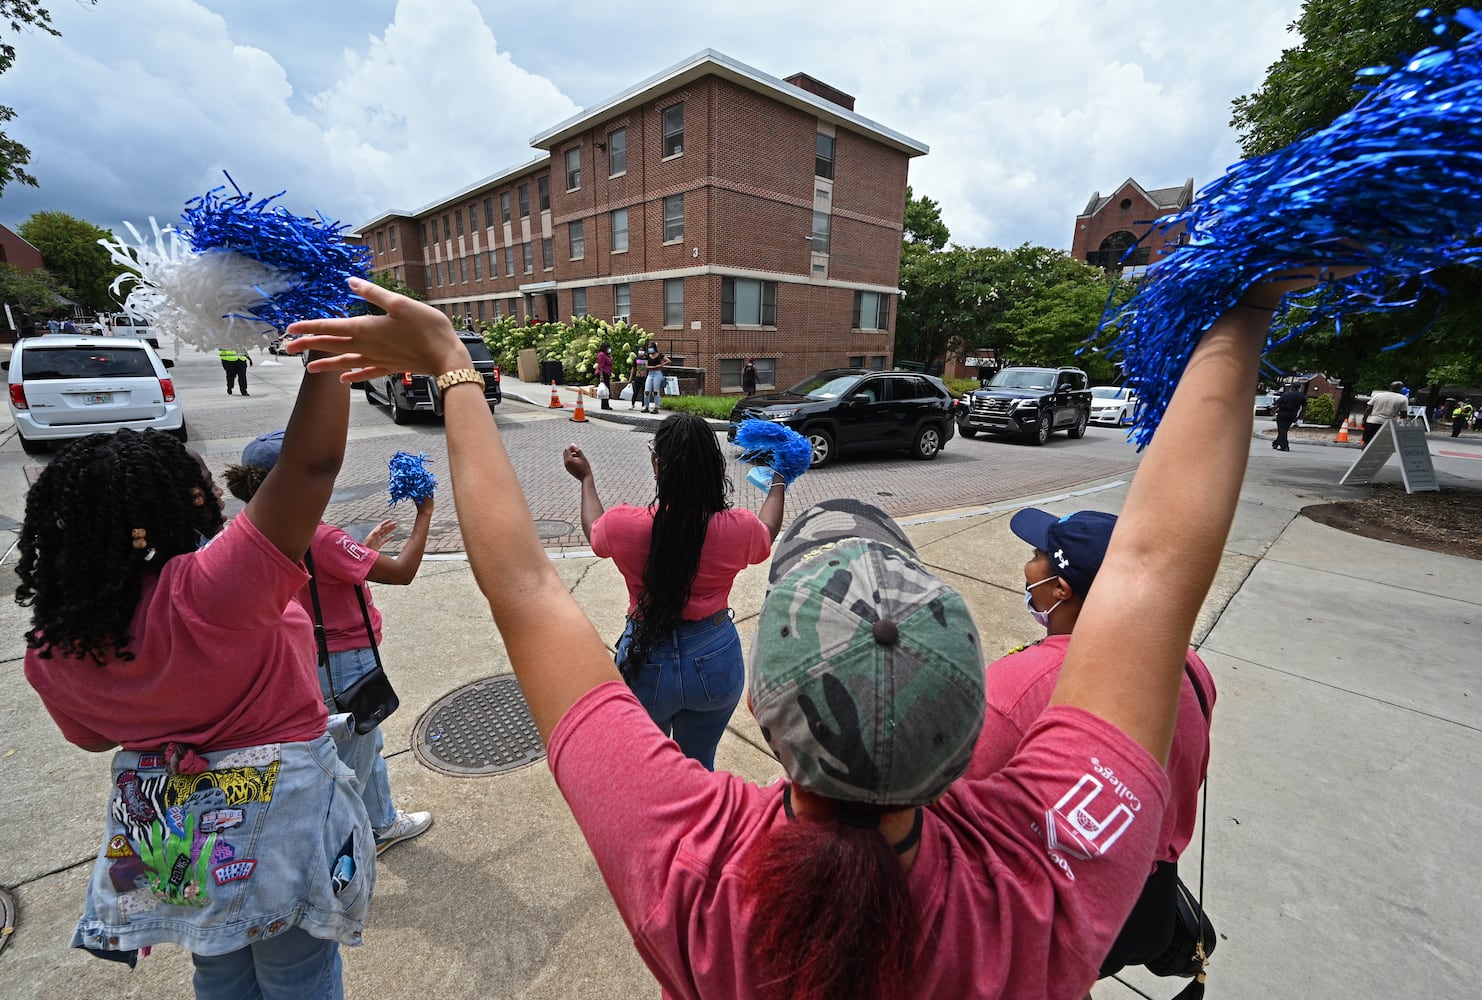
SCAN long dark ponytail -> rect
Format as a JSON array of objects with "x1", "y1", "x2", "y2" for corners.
[{"x1": 624, "y1": 413, "x2": 730, "y2": 674}]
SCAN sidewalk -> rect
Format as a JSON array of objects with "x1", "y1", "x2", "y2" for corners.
[
  {"x1": 1, "y1": 439, "x2": 1479, "y2": 997},
  {"x1": 500, "y1": 373, "x2": 731, "y2": 431}
]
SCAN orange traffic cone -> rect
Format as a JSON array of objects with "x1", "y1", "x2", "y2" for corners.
[
  {"x1": 548, "y1": 380, "x2": 563, "y2": 408},
  {"x1": 570, "y1": 389, "x2": 588, "y2": 423},
  {"x1": 1334, "y1": 421, "x2": 1349, "y2": 444}
]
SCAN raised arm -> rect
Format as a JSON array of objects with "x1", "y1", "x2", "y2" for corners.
[
  {"x1": 562, "y1": 444, "x2": 605, "y2": 544},
  {"x1": 1050, "y1": 273, "x2": 1339, "y2": 763},
  {"x1": 243, "y1": 355, "x2": 349, "y2": 560},
  {"x1": 287, "y1": 280, "x2": 621, "y2": 740},
  {"x1": 758, "y1": 473, "x2": 786, "y2": 542},
  {"x1": 364, "y1": 497, "x2": 434, "y2": 585}
]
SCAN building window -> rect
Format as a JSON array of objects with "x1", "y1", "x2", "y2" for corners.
[
  {"x1": 663, "y1": 194, "x2": 684, "y2": 243},
  {"x1": 500, "y1": 192, "x2": 511, "y2": 224},
  {"x1": 504, "y1": 246, "x2": 515, "y2": 276},
  {"x1": 538, "y1": 175, "x2": 550, "y2": 212},
  {"x1": 455, "y1": 209, "x2": 464, "y2": 238},
  {"x1": 611, "y1": 208, "x2": 629, "y2": 253},
  {"x1": 458, "y1": 258, "x2": 468, "y2": 283},
  {"x1": 473, "y1": 253, "x2": 482, "y2": 281},
  {"x1": 572, "y1": 287, "x2": 588, "y2": 318},
  {"x1": 541, "y1": 237, "x2": 553, "y2": 270},
  {"x1": 435, "y1": 261, "x2": 444, "y2": 287},
  {"x1": 442, "y1": 215, "x2": 451, "y2": 240},
  {"x1": 662, "y1": 103, "x2": 684, "y2": 158},
  {"x1": 375, "y1": 231, "x2": 385, "y2": 255},
  {"x1": 608, "y1": 128, "x2": 627, "y2": 176},
  {"x1": 521, "y1": 242, "x2": 533, "y2": 274},
  {"x1": 614, "y1": 283, "x2": 631, "y2": 318},
  {"x1": 722, "y1": 278, "x2": 777, "y2": 326},
  {"x1": 871, "y1": 355, "x2": 888, "y2": 370},
  {"x1": 720, "y1": 357, "x2": 776, "y2": 392},
  {"x1": 811, "y1": 211, "x2": 830, "y2": 255},
  {"x1": 477, "y1": 300, "x2": 485, "y2": 322},
  {"x1": 569, "y1": 220, "x2": 585, "y2": 259},
  {"x1": 816, "y1": 133, "x2": 835, "y2": 180},
  {"x1": 488, "y1": 250, "x2": 497, "y2": 275},
  {"x1": 848, "y1": 355, "x2": 865, "y2": 368},
  {"x1": 852, "y1": 291, "x2": 890, "y2": 330},
  {"x1": 490, "y1": 300, "x2": 501, "y2": 320},
  {"x1": 393, "y1": 265, "x2": 401, "y2": 282},
  {"x1": 518, "y1": 185, "x2": 529, "y2": 218},
  {"x1": 664, "y1": 278, "x2": 684, "y2": 327},
  {"x1": 420, "y1": 223, "x2": 428, "y2": 246},
  {"x1": 483, "y1": 197, "x2": 494, "y2": 228},
  {"x1": 565, "y1": 147, "x2": 581, "y2": 190},
  {"x1": 388, "y1": 227, "x2": 397, "y2": 251}
]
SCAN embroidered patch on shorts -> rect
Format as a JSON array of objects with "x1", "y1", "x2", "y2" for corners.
[
  {"x1": 212, "y1": 859, "x2": 257, "y2": 885},
  {"x1": 106, "y1": 834, "x2": 134, "y2": 858}
]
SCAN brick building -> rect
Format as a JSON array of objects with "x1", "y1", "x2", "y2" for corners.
[
  {"x1": 356, "y1": 49, "x2": 926, "y2": 393},
  {"x1": 1071, "y1": 178, "x2": 1192, "y2": 276}
]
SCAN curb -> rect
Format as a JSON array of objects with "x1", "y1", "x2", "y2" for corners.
[{"x1": 502, "y1": 388, "x2": 730, "y2": 432}]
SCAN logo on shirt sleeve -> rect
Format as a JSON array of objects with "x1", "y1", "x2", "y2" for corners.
[
  {"x1": 1044, "y1": 765, "x2": 1139, "y2": 862},
  {"x1": 338, "y1": 537, "x2": 370, "y2": 562}
]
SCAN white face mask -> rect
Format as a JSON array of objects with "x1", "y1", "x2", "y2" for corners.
[{"x1": 1024, "y1": 575, "x2": 1063, "y2": 627}]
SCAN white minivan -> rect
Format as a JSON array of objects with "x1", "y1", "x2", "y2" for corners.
[{"x1": 5, "y1": 336, "x2": 186, "y2": 454}]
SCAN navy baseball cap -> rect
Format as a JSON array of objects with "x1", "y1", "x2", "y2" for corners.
[
  {"x1": 1008, "y1": 508, "x2": 1118, "y2": 598},
  {"x1": 241, "y1": 430, "x2": 285, "y2": 471}
]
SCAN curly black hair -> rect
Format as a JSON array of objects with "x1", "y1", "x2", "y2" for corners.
[
  {"x1": 624, "y1": 413, "x2": 732, "y2": 675},
  {"x1": 223, "y1": 463, "x2": 269, "y2": 503},
  {"x1": 16, "y1": 429, "x2": 226, "y2": 663}
]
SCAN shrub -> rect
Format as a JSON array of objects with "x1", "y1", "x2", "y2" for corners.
[
  {"x1": 478, "y1": 315, "x2": 651, "y2": 382},
  {"x1": 656, "y1": 395, "x2": 739, "y2": 420},
  {"x1": 1303, "y1": 393, "x2": 1337, "y2": 426},
  {"x1": 944, "y1": 376, "x2": 981, "y2": 397}
]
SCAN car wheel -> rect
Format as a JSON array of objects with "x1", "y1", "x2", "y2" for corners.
[
  {"x1": 911, "y1": 423, "x2": 943, "y2": 460},
  {"x1": 805, "y1": 426, "x2": 835, "y2": 468},
  {"x1": 1067, "y1": 409, "x2": 1088, "y2": 439},
  {"x1": 1032, "y1": 411, "x2": 1052, "y2": 445},
  {"x1": 391, "y1": 398, "x2": 413, "y2": 425},
  {"x1": 18, "y1": 433, "x2": 46, "y2": 456},
  {"x1": 958, "y1": 423, "x2": 978, "y2": 438},
  {"x1": 171, "y1": 421, "x2": 189, "y2": 444}
]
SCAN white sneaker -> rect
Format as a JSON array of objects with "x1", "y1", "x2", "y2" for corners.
[{"x1": 375, "y1": 809, "x2": 432, "y2": 855}]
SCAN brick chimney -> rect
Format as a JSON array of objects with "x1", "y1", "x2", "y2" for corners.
[{"x1": 784, "y1": 72, "x2": 855, "y2": 111}]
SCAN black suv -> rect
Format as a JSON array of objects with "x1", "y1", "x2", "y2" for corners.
[
  {"x1": 957, "y1": 366, "x2": 1091, "y2": 445},
  {"x1": 363, "y1": 331, "x2": 501, "y2": 423},
  {"x1": 727, "y1": 369, "x2": 955, "y2": 468}
]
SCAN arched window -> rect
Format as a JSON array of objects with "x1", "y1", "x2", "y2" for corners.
[{"x1": 1086, "y1": 230, "x2": 1150, "y2": 271}]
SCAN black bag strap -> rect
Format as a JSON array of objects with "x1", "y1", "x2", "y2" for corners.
[
  {"x1": 353, "y1": 583, "x2": 384, "y2": 671},
  {"x1": 302, "y1": 549, "x2": 336, "y2": 696}
]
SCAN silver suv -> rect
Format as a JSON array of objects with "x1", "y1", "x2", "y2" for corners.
[{"x1": 5, "y1": 336, "x2": 185, "y2": 455}]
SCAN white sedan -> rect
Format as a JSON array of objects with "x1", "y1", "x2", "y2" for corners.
[{"x1": 1090, "y1": 385, "x2": 1137, "y2": 426}]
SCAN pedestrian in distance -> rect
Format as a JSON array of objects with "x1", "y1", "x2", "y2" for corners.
[
  {"x1": 218, "y1": 347, "x2": 252, "y2": 395},
  {"x1": 1272, "y1": 381, "x2": 1308, "y2": 451},
  {"x1": 225, "y1": 435, "x2": 435, "y2": 856},
  {"x1": 971, "y1": 507, "x2": 1215, "y2": 981},
  {"x1": 643, "y1": 340, "x2": 669, "y2": 414},
  {"x1": 1362, "y1": 380, "x2": 1409, "y2": 446},
  {"x1": 562, "y1": 413, "x2": 786, "y2": 768},
  {"x1": 285, "y1": 262, "x2": 1346, "y2": 999},
  {"x1": 627, "y1": 349, "x2": 647, "y2": 410},
  {"x1": 19, "y1": 346, "x2": 374, "y2": 998},
  {"x1": 1453, "y1": 398, "x2": 1475, "y2": 437},
  {"x1": 596, "y1": 341, "x2": 614, "y2": 410},
  {"x1": 742, "y1": 356, "x2": 758, "y2": 397}
]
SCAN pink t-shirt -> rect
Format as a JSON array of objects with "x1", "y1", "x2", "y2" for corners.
[
  {"x1": 25, "y1": 513, "x2": 328, "y2": 752},
  {"x1": 549, "y1": 682, "x2": 1169, "y2": 1000},
  {"x1": 294, "y1": 523, "x2": 384, "y2": 652},
  {"x1": 969, "y1": 635, "x2": 1214, "y2": 865},
  {"x1": 590, "y1": 504, "x2": 772, "y2": 618}
]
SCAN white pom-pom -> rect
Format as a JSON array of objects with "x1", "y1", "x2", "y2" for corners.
[{"x1": 99, "y1": 219, "x2": 295, "y2": 352}]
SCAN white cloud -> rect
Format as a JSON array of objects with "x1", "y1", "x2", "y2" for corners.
[{"x1": 0, "y1": 0, "x2": 1307, "y2": 251}]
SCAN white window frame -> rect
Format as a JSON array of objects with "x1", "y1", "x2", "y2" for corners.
[
  {"x1": 565, "y1": 147, "x2": 581, "y2": 191},
  {"x1": 663, "y1": 194, "x2": 684, "y2": 243},
  {"x1": 663, "y1": 278, "x2": 684, "y2": 327},
  {"x1": 611, "y1": 208, "x2": 629, "y2": 253},
  {"x1": 608, "y1": 128, "x2": 627, "y2": 177},
  {"x1": 572, "y1": 287, "x2": 588, "y2": 318},
  {"x1": 662, "y1": 103, "x2": 684, "y2": 158},
  {"x1": 614, "y1": 283, "x2": 631, "y2": 317},
  {"x1": 569, "y1": 220, "x2": 585, "y2": 260}
]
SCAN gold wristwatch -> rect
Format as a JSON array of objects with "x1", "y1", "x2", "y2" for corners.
[{"x1": 434, "y1": 368, "x2": 484, "y2": 393}]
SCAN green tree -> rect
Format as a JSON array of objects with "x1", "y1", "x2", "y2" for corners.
[
  {"x1": 903, "y1": 185, "x2": 950, "y2": 250},
  {"x1": 0, "y1": 261, "x2": 66, "y2": 314},
  {"x1": 18, "y1": 211, "x2": 114, "y2": 311},
  {"x1": 351, "y1": 268, "x2": 425, "y2": 316},
  {"x1": 1, "y1": 2, "x2": 96, "y2": 198}
]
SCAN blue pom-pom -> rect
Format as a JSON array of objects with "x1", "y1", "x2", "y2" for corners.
[
  {"x1": 1101, "y1": 7, "x2": 1482, "y2": 448},
  {"x1": 734, "y1": 420, "x2": 814, "y2": 489},
  {"x1": 388, "y1": 451, "x2": 436, "y2": 506}
]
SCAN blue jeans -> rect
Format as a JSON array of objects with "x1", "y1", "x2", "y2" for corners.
[
  {"x1": 191, "y1": 927, "x2": 342, "y2": 1000},
  {"x1": 616, "y1": 610, "x2": 744, "y2": 770},
  {"x1": 320, "y1": 646, "x2": 396, "y2": 834},
  {"x1": 644, "y1": 368, "x2": 666, "y2": 407}
]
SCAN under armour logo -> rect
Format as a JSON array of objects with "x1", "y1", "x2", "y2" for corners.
[{"x1": 1054, "y1": 548, "x2": 1069, "y2": 570}]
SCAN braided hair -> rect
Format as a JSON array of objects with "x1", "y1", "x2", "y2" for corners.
[
  {"x1": 624, "y1": 413, "x2": 732, "y2": 675},
  {"x1": 16, "y1": 429, "x2": 226, "y2": 663}
]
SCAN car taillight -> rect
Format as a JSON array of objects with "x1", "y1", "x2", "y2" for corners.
[
  {"x1": 9, "y1": 383, "x2": 28, "y2": 409},
  {"x1": 491, "y1": 366, "x2": 500, "y2": 382},
  {"x1": 159, "y1": 378, "x2": 176, "y2": 402},
  {"x1": 402, "y1": 372, "x2": 414, "y2": 386}
]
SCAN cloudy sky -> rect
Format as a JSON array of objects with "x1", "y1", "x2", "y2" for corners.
[{"x1": 2, "y1": 0, "x2": 1304, "y2": 251}]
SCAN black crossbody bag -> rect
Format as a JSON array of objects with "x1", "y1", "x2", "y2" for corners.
[{"x1": 304, "y1": 550, "x2": 399, "y2": 735}]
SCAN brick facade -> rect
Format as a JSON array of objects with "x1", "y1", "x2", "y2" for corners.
[
  {"x1": 0, "y1": 224, "x2": 45, "y2": 273},
  {"x1": 356, "y1": 50, "x2": 925, "y2": 393},
  {"x1": 1070, "y1": 178, "x2": 1192, "y2": 275}
]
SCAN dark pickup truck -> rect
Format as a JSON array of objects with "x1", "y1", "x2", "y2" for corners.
[{"x1": 956, "y1": 366, "x2": 1092, "y2": 445}]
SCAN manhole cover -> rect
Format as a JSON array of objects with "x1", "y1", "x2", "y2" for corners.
[
  {"x1": 533, "y1": 519, "x2": 574, "y2": 540},
  {"x1": 413, "y1": 675, "x2": 545, "y2": 776}
]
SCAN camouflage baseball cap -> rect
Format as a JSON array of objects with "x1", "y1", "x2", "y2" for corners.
[{"x1": 750, "y1": 499, "x2": 985, "y2": 807}]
